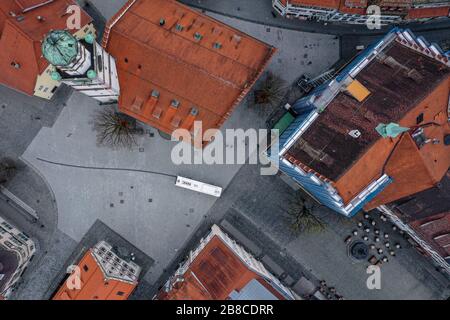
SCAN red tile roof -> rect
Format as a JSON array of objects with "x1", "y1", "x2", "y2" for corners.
[
  {"x1": 103, "y1": 0, "x2": 276, "y2": 144},
  {"x1": 53, "y1": 249, "x2": 137, "y2": 300},
  {"x1": 0, "y1": 0, "x2": 91, "y2": 96},
  {"x1": 159, "y1": 235, "x2": 287, "y2": 300}
]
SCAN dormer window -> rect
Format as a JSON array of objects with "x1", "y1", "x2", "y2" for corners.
[
  {"x1": 171, "y1": 99, "x2": 180, "y2": 108},
  {"x1": 151, "y1": 90, "x2": 160, "y2": 98},
  {"x1": 193, "y1": 32, "x2": 203, "y2": 41},
  {"x1": 416, "y1": 113, "x2": 424, "y2": 125}
]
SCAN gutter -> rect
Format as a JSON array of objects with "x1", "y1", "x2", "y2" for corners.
[{"x1": 101, "y1": 0, "x2": 138, "y2": 48}]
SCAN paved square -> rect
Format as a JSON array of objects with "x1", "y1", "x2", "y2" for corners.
[{"x1": 21, "y1": 11, "x2": 339, "y2": 284}]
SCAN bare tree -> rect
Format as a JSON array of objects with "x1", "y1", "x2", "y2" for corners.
[
  {"x1": 0, "y1": 158, "x2": 17, "y2": 184},
  {"x1": 287, "y1": 197, "x2": 326, "y2": 234},
  {"x1": 254, "y1": 72, "x2": 286, "y2": 107},
  {"x1": 94, "y1": 107, "x2": 137, "y2": 149}
]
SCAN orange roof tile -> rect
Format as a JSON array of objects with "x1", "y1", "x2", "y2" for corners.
[
  {"x1": 0, "y1": 0, "x2": 91, "y2": 96},
  {"x1": 103, "y1": 0, "x2": 276, "y2": 144},
  {"x1": 53, "y1": 249, "x2": 137, "y2": 300}
]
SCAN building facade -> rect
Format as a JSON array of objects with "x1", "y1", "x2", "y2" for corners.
[
  {"x1": 272, "y1": 0, "x2": 450, "y2": 25},
  {"x1": 268, "y1": 28, "x2": 450, "y2": 217},
  {"x1": 0, "y1": 0, "x2": 94, "y2": 100},
  {"x1": 42, "y1": 30, "x2": 120, "y2": 104},
  {"x1": 53, "y1": 241, "x2": 141, "y2": 300},
  {"x1": 0, "y1": 216, "x2": 35, "y2": 299},
  {"x1": 157, "y1": 225, "x2": 296, "y2": 300}
]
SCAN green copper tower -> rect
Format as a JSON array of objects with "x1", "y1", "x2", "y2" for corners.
[{"x1": 42, "y1": 30, "x2": 79, "y2": 67}]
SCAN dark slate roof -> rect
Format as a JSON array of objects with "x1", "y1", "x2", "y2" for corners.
[
  {"x1": 392, "y1": 171, "x2": 450, "y2": 222},
  {"x1": 0, "y1": 247, "x2": 19, "y2": 294},
  {"x1": 286, "y1": 41, "x2": 450, "y2": 181}
]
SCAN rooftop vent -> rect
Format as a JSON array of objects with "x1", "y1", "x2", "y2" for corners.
[
  {"x1": 406, "y1": 69, "x2": 424, "y2": 83},
  {"x1": 193, "y1": 32, "x2": 203, "y2": 41},
  {"x1": 444, "y1": 134, "x2": 450, "y2": 146},
  {"x1": 349, "y1": 130, "x2": 361, "y2": 138},
  {"x1": 11, "y1": 61, "x2": 21, "y2": 69},
  {"x1": 190, "y1": 107, "x2": 199, "y2": 116},
  {"x1": 151, "y1": 90, "x2": 160, "y2": 98}
]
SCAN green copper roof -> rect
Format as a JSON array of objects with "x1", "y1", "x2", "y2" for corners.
[
  {"x1": 376, "y1": 123, "x2": 410, "y2": 138},
  {"x1": 85, "y1": 33, "x2": 95, "y2": 44},
  {"x1": 42, "y1": 30, "x2": 78, "y2": 67},
  {"x1": 51, "y1": 71, "x2": 62, "y2": 81}
]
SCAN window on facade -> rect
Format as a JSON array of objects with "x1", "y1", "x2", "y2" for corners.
[
  {"x1": 117, "y1": 291, "x2": 125, "y2": 296},
  {"x1": 83, "y1": 265, "x2": 89, "y2": 272}
]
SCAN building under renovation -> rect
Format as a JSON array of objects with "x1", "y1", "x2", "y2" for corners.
[
  {"x1": 269, "y1": 28, "x2": 450, "y2": 218},
  {"x1": 0, "y1": 0, "x2": 94, "y2": 100},
  {"x1": 157, "y1": 225, "x2": 295, "y2": 300},
  {"x1": 273, "y1": 0, "x2": 450, "y2": 25}
]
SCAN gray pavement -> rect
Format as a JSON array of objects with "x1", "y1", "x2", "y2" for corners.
[
  {"x1": 11, "y1": 229, "x2": 77, "y2": 300},
  {"x1": 0, "y1": 84, "x2": 73, "y2": 299},
  {"x1": 20, "y1": 11, "x2": 339, "y2": 287},
  {"x1": 41, "y1": 220, "x2": 154, "y2": 299},
  {"x1": 157, "y1": 164, "x2": 449, "y2": 300}
]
